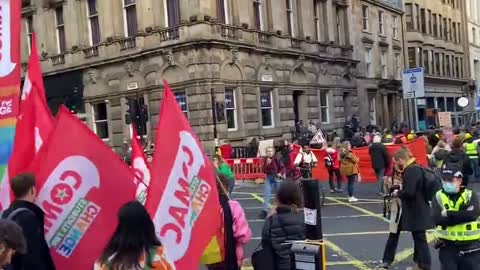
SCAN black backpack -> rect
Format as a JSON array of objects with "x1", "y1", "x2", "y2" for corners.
[{"x1": 416, "y1": 166, "x2": 443, "y2": 201}]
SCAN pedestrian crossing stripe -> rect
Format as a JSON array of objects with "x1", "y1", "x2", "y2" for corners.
[{"x1": 247, "y1": 192, "x2": 439, "y2": 268}]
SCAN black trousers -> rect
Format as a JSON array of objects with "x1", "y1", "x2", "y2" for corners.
[
  {"x1": 382, "y1": 228, "x2": 431, "y2": 269},
  {"x1": 328, "y1": 168, "x2": 342, "y2": 190},
  {"x1": 439, "y1": 243, "x2": 480, "y2": 270}
]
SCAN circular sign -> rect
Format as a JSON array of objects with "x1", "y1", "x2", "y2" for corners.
[
  {"x1": 410, "y1": 76, "x2": 417, "y2": 83},
  {"x1": 457, "y1": 97, "x2": 469, "y2": 108}
]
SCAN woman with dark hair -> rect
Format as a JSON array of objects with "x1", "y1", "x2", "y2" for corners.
[
  {"x1": 261, "y1": 181, "x2": 305, "y2": 270},
  {"x1": 202, "y1": 174, "x2": 251, "y2": 270},
  {"x1": 94, "y1": 201, "x2": 173, "y2": 270},
  {"x1": 0, "y1": 220, "x2": 26, "y2": 269}
]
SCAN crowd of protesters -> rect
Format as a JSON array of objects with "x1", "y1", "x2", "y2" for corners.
[{"x1": 2, "y1": 118, "x2": 480, "y2": 270}]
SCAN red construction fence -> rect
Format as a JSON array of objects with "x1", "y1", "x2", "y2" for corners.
[{"x1": 225, "y1": 139, "x2": 428, "y2": 183}]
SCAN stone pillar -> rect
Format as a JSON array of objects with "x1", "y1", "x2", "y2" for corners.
[
  {"x1": 137, "y1": 0, "x2": 154, "y2": 33},
  {"x1": 326, "y1": 0, "x2": 335, "y2": 43},
  {"x1": 41, "y1": 8, "x2": 57, "y2": 54},
  {"x1": 65, "y1": 0, "x2": 86, "y2": 47},
  {"x1": 383, "y1": 93, "x2": 389, "y2": 128},
  {"x1": 112, "y1": 0, "x2": 125, "y2": 37},
  {"x1": 99, "y1": 0, "x2": 122, "y2": 38},
  {"x1": 152, "y1": 0, "x2": 167, "y2": 28},
  {"x1": 237, "y1": 0, "x2": 250, "y2": 27},
  {"x1": 270, "y1": 0, "x2": 286, "y2": 33},
  {"x1": 298, "y1": 0, "x2": 315, "y2": 39}
]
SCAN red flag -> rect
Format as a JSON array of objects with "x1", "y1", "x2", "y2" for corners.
[
  {"x1": 2, "y1": 33, "x2": 53, "y2": 210},
  {"x1": 29, "y1": 106, "x2": 137, "y2": 270},
  {"x1": 8, "y1": 33, "x2": 54, "y2": 178},
  {"x1": 130, "y1": 124, "x2": 150, "y2": 204},
  {"x1": 145, "y1": 81, "x2": 221, "y2": 269}
]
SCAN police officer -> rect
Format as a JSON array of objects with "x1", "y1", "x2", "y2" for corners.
[
  {"x1": 464, "y1": 133, "x2": 480, "y2": 182},
  {"x1": 432, "y1": 169, "x2": 480, "y2": 270}
]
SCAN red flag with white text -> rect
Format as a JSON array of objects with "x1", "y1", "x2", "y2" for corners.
[
  {"x1": 29, "y1": 107, "x2": 137, "y2": 270},
  {"x1": 145, "y1": 81, "x2": 221, "y2": 269},
  {"x1": 130, "y1": 124, "x2": 150, "y2": 204}
]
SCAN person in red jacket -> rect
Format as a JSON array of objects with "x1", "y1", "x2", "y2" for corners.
[{"x1": 324, "y1": 142, "x2": 343, "y2": 193}]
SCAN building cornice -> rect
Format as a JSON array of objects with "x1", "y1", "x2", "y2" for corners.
[
  {"x1": 39, "y1": 39, "x2": 359, "y2": 78},
  {"x1": 362, "y1": 0, "x2": 404, "y2": 14}
]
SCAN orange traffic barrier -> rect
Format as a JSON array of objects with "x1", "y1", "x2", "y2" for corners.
[
  {"x1": 226, "y1": 139, "x2": 428, "y2": 182},
  {"x1": 312, "y1": 138, "x2": 428, "y2": 182},
  {"x1": 225, "y1": 158, "x2": 265, "y2": 181}
]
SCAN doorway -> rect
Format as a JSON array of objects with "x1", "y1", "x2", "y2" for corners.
[{"x1": 293, "y1": 90, "x2": 305, "y2": 124}]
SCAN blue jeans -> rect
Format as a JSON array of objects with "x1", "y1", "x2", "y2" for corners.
[
  {"x1": 374, "y1": 168, "x2": 385, "y2": 193},
  {"x1": 470, "y1": 158, "x2": 480, "y2": 181},
  {"x1": 263, "y1": 174, "x2": 279, "y2": 211},
  {"x1": 228, "y1": 177, "x2": 235, "y2": 194},
  {"x1": 347, "y1": 174, "x2": 357, "y2": 197}
]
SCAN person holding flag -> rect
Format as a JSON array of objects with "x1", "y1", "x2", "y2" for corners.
[
  {"x1": 94, "y1": 201, "x2": 173, "y2": 270},
  {"x1": 1, "y1": 173, "x2": 55, "y2": 270}
]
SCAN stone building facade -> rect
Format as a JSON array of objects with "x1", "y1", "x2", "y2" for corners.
[
  {"x1": 404, "y1": 0, "x2": 472, "y2": 128},
  {"x1": 21, "y1": 0, "x2": 358, "y2": 152},
  {"x1": 467, "y1": 0, "x2": 480, "y2": 83},
  {"x1": 351, "y1": 0, "x2": 405, "y2": 129}
]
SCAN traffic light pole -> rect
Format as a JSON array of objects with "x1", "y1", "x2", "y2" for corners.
[{"x1": 211, "y1": 88, "x2": 219, "y2": 151}]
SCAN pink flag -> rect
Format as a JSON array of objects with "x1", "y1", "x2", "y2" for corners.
[{"x1": 145, "y1": 81, "x2": 221, "y2": 269}]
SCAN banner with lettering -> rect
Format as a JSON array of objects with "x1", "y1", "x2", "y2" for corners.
[
  {"x1": 130, "y1": 124, "x2": 150, "y2": 204},
  {"x1": 0, "y1": 0, "x2": 21, "y2": 209},
  {"x1": 29, "y1": 107, "x2": 137, "y2": 270},
  {"x1": 145, "y1": 81, "x2": 221, "y2": 269}
]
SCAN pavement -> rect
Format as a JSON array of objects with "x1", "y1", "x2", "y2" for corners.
[{"x1": 199, "y1": 181, "x2": 480, "y2": 270}]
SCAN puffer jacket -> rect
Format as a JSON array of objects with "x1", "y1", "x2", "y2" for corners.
[
  {"x1": 340, "y1": 151, "x2": 359, "y2": 176},
  {"x1": 261, "y1": 206, "x2": 305, "y2": 270}
]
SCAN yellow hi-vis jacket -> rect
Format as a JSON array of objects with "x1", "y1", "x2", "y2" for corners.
[
  {"x1": 464, "y1": 142, "x2": 479, "y2": 159},
  {"x1": 435, "y1": 189, "x2": 480, "y2": 242}
]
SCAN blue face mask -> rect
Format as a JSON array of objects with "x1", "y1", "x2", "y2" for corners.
[{"x1": 442, "y1": 182, "x2": 457, "y2": 194}]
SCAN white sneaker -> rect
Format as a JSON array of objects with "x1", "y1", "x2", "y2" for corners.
[{"x1": 348, "y1": 197, "x2": 359, "y2": 202}]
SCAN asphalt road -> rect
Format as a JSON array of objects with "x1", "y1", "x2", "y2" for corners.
[{"x1": 200, "y1": 181, "x2": 480, "y2": 270}]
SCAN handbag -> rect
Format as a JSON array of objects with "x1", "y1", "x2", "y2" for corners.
[
  {"x1": 251, "y1": 217, "x2": 275, "y2": 270},
  {"x1": 251, "y1": 215, "x2": 289, "y2": 270}
]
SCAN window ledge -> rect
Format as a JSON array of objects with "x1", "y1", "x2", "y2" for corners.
[
  {"x1": 227, "y1": 128, "x2": 238, "y2": 132},
  {"x1": 262, "y1": 126, "x2": 275, "y2": 129},
  {"x1": 362, "y1": 30, "x2": 372, "y2": 35}
]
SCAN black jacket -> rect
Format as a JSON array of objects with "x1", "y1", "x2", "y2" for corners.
[
  {"x1": 398, "y1": 164, "x2": 434, "y2": 232},
  {"x1": 444, "y1": 149, "x2": 473, "y2": 176},
  {"x1": 431, "y1": 188, "x2": 480, "y2": 245},
  {"x1": 261, "y1": 206, "x2": 305, "y2": 270},
  {"x1": 368, "y1": 143, "x2": 390, "y2": 170},
  {"x1": 2, "y1": 200, "x2": 56, "y2": 270}
]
